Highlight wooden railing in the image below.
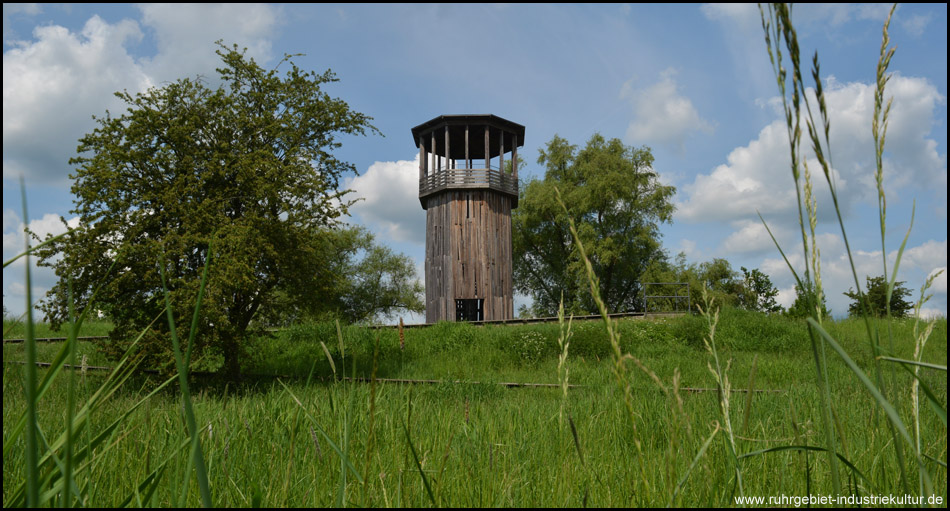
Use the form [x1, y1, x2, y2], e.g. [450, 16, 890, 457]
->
[419, 167, 517, 197]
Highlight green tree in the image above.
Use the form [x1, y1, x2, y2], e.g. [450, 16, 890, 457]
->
[513, 134, 675, 315]
[785, 281, 831, 319]
[641, 253, 747, 312]
[738, 266, 784, 314]
[34, 43, 379, 378]
[338, 228, 424, 323]
[256, 226, 423, 327]
[843, 275, 913, 318]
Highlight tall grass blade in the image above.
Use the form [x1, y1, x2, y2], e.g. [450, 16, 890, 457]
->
[741, 355, 758, 435]
[276, 379, 362, 481]
[878, 357, 946, 372]
[402, 421, 437, 507]
[697, 288, 744, 503]
[557, 293, 573, 431]
[923, 455, 947, 469]
[757, 212, 804, 292]
[20, 180, 39, 507]
[117, 437, 189, 507]
[739, 445, 875, 492]
[62, 281, 78, 508]
[362, 334, 381, 507]
[568, 413, 585, 466]
[336, 319, 346, 376]
[883, 359, 947, 427]
[554, 186, 649, 495]
[159, 249, 213, 507]
[670, 424, 719, 507]
[337, 363, 358, 508]
[185, 239, 214, 370]
[806, 317, 934, 496]
[320, 341, 337, 378]
[7, 371, 178, 506]
[3, 307, 164, 466]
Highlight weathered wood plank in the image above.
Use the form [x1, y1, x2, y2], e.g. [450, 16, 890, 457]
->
[498, 127, 504, 174]
[421, 121, 520, 323]
[512, 133, 518, 176]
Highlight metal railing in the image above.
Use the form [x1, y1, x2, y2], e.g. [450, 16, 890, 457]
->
[642, 282, 691, 314]
[419, 167, 518, 196]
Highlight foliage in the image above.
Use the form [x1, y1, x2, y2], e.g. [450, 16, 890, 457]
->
[785, 281, 831, 319]
[738, 266, 784, 314]
[258, 226, 423, 327]
[641, 254, 781, 314]
[32, 43, 379, 378]
[843, 274, 913, 318]
[341, 231, 424, 323]
[513, 134, 675, 316]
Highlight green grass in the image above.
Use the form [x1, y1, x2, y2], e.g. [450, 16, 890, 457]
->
[4, 311, 946, 506]
[3, 318, 113, 340]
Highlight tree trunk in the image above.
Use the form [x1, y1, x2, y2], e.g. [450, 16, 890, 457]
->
[221, 334, 242, 380]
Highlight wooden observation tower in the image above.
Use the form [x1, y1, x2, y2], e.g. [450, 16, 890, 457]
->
[412, 114, 524, 323]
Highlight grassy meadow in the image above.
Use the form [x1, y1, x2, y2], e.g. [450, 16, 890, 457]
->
[4, 310, 947, 506]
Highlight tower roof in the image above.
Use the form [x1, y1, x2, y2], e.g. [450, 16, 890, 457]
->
[411, 114, 525, 159]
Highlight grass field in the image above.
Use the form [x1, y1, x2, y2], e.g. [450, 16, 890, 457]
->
[4, 310, 946, 506]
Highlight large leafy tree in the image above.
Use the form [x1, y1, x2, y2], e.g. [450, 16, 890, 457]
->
[35, 43, 379, 378]
[786, 281, 831, 319]
[641, 254, 766, 313]
[513, 134, 675, 315]
[259, 226, 424, 326]
[340, 232, 424, 323]
[843, 275, 913, 318]
[738, 266, 784, 314]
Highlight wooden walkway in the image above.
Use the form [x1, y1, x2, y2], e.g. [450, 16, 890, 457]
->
[1, 361, 782, 394]
[3, 311, 687, 344]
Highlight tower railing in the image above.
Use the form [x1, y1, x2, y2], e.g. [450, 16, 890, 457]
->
[419, 167, 518, 197]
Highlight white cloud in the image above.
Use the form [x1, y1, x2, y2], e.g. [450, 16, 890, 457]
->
[2, 209, 22, 257]
[901, 13, 932, 37]
[754, 236, 947, 317]
[345, 155, 426, 245]
[621, 68, 714, 152]
[2, 209, 79, 317]
[3, 5, 281, 187]
[915, 307, 945, 320]
[3, 15, 151, 185]
[900, 240, 947, 273]
[689, 72, 946, 318]
[722, 219, 788, 256]
[776, 285, 796, 309]
[776, 4, 894, 28]
[700, 4, 759, 29]
[928, 267, 946, 295]
[677, 76, 946, 226]
[137, 3, 278, 85]
[2, 3, 42, 40]
[3, 210, 77, 259]
[676, 120, 798, 222]
[676, 238, 697, 259]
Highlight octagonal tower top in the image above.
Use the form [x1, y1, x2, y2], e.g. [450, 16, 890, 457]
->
[412, 114, 525, 209]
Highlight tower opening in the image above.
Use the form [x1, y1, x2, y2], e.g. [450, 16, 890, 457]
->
[455, 298, 484, 322]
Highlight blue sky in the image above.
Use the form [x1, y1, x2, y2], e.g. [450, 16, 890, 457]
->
[3, 3, 947, 322]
